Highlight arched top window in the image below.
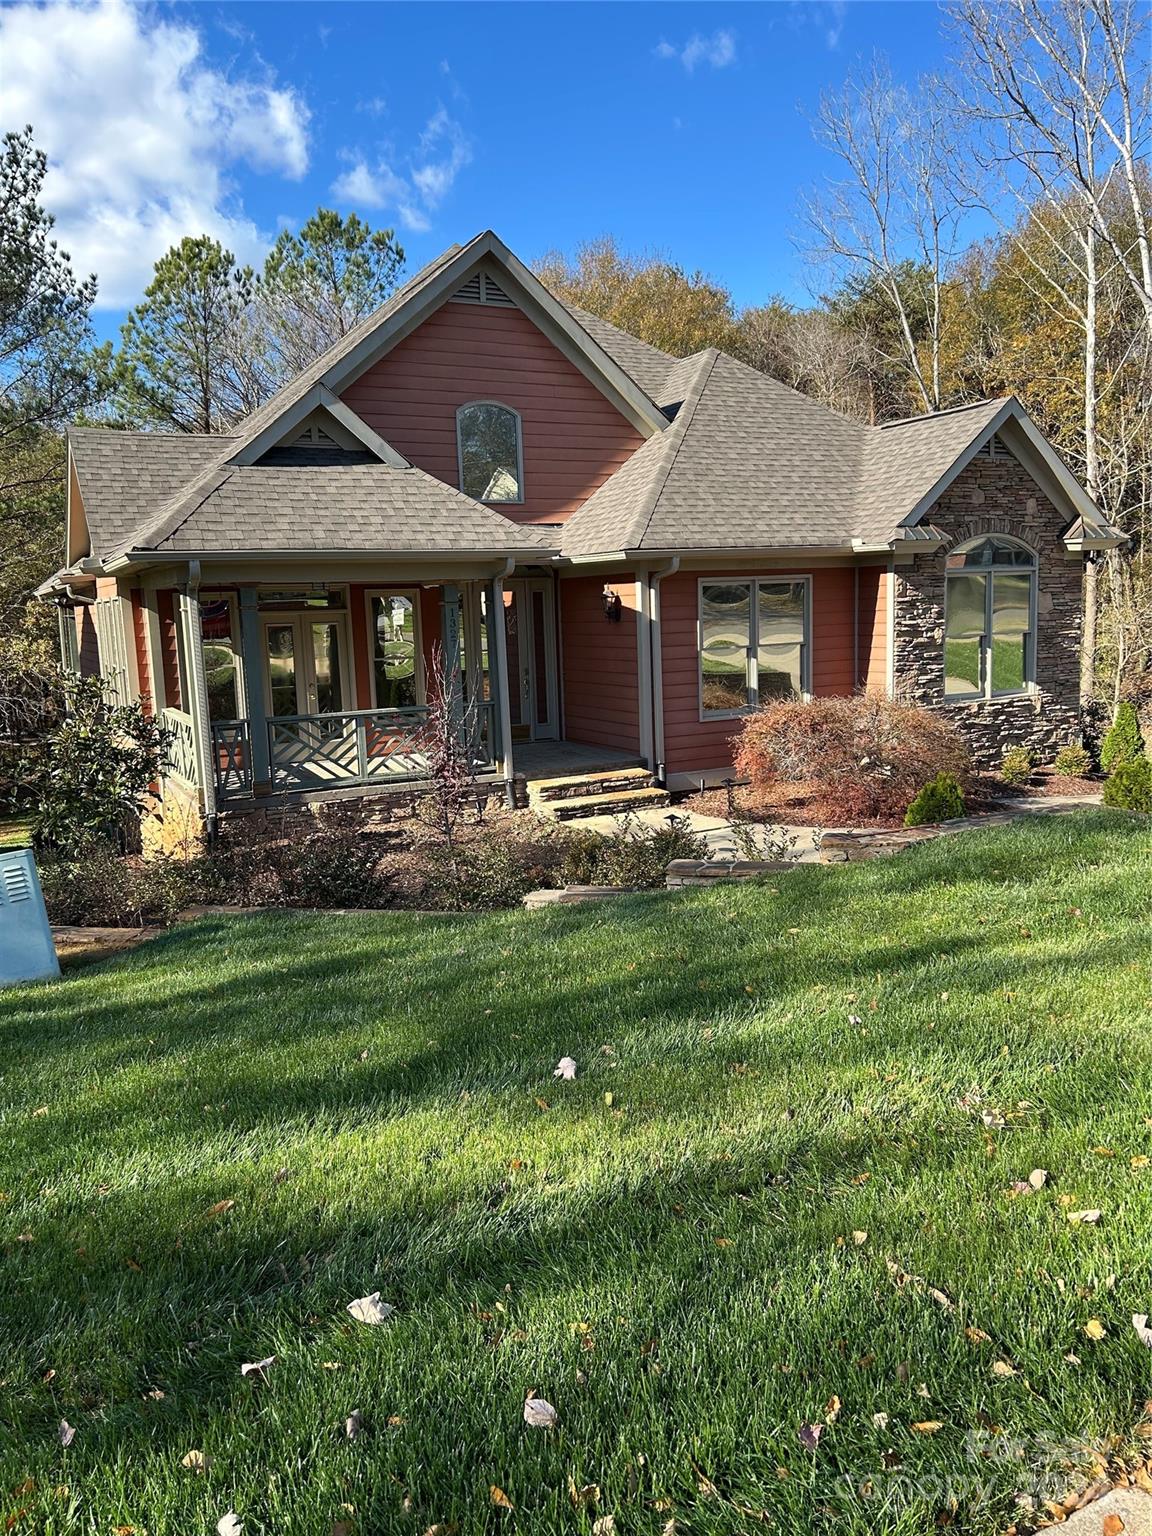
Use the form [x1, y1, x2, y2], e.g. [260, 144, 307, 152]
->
[944, 536, 1037, 699]
[456, 401, 523, 503]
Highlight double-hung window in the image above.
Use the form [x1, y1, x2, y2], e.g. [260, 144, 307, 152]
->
[944, 537, 1036, 699]
[699, 579, 809, 717]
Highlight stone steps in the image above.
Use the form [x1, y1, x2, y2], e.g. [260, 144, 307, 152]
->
[528, 766, 657, 804]
[534, 785, 673, 822]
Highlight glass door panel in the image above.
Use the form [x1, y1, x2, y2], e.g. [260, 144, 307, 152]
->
[310, 622, 344, 716]
[504, 587, 527, 737]
[265, 622, 301, 716]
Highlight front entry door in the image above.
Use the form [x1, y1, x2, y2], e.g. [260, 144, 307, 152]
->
[262, 616, 349, 718]
[504, 579, 558, 741]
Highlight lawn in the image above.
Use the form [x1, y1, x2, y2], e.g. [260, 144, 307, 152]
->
[1, 811, 1150, 1535]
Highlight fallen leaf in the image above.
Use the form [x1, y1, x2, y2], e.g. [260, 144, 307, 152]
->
[592, 1518, 615, 1536]
[965, 1326, 992, 1344]
[825, 1395, 841, 1423]
[331, 1523, 353, 1536]
[490, 1487, 514, 1511]
[534, 1097, 550, 1112]
[798, 1422, 823, 1451]
[1131, 1155, 1150, 1170]
[991, 1361, 1018, 1378]
[1102, 1516, 1125, 1536]
[217, 1515, 243, 1536]
[553, 1057, 577, 1081]
[347, 1293, 395, 1325]
[1133, 1314, 1152, 1349]
[273, 1167, 293, 1184]
[1028, 1168, 1049, 1190]
[911, 1422, 944, 1434]
[603, 1092, 614, 1107]
[58, 1420, 76, 1447]
[567, 1479, 599, 1509]
[1084, 1318, 1108, 1341]
[240, 1356, 276, 1377]
[32, 1106, 49, 1117]
[871, 1412, 889, 1429]
[852, 1230, 868, 1245]
[344, 1409, 363, 1441]
[181, 1449, 212, 1472]
[205, 1200, 235, 1218]
[1068, 1209, 1102, 1224]
[523, 1395, 558, 1429]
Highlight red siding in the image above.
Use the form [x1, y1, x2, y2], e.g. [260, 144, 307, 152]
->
[855, 566, 889, 693]
[559, 574, 640, 753]
[130, 588, 153, 713]
[660, 567, 857, 775]
[340, 302, 644, 526]
[156, 589, 182, 710]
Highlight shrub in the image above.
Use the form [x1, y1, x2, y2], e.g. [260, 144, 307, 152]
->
[561, 812, 711, 889]
[39, 845, 199, 927]
[1053, 743, 1093, 778]
[999, 746, 1034, 787]
[22, 676, 171, 857]
[733, 696, 971, 820]
[1102, 757, 1152, 813]
[904, 773, 966, 827]
[1100, 700, 1145, 773]
[209, 826, 394, 909]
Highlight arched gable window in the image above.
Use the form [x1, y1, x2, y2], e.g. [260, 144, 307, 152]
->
[456, 401, 523, 503]
[944, 535, 1037, 699]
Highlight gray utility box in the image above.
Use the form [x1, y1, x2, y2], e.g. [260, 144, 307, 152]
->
[0, 847, 60, 986]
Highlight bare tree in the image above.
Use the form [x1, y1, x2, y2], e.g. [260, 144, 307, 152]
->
[951, 0, 1152, 342]
[806, 61, 971, 412]
[739, 301, 879, 420]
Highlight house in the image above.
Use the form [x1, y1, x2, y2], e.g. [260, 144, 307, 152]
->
[39, 230, 1124, 843]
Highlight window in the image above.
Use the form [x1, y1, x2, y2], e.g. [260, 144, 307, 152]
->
[368, 590, 421, 709]
[944, 537, 1036, 699]
[699, 579, 809, 717]
[457, 402, 523, 503]
[200, 592, 241, 721]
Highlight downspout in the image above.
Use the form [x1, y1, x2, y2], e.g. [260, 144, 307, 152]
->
[648, 555, 680, 787]
[491, 557, 517, 808]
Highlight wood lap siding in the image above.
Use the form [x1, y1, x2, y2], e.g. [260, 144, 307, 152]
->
[559, 575, 640, 752]
[855, 566, 889, 693]
[130, 589, 153, 713]
[339, 303, 644, 526]
[660, 567, 857, 775]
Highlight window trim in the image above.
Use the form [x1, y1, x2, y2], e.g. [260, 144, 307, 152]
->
[365, 587, 426, 710]
[697, 574, 813, 722]
[944, 535, 1038, 702]
[456, 399, 525, 505]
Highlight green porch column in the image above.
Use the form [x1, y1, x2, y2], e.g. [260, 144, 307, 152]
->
[439, 583, 464, 728]
[488, 575, 516, 805]
[238, 587, 271, 788]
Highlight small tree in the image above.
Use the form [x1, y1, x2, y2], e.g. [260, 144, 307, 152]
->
[411, 650, 483, 891]
[1100, 698, 1145, 771]
[24, 676, 171, 857]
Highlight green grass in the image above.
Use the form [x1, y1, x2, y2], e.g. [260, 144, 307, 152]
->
[2, 812, 1150, 1535]
[0, 819, 31, 850]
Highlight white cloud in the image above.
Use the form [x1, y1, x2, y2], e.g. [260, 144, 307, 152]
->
[0, 0, 310, 309]
[331, 107, 471, 234]
[655, 29, 737, 71]
[787, 2, 848, 50]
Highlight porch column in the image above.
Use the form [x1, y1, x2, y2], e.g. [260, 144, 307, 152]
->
[489, 574, 516, 805]
[177, 575, 217, 820]
[238, 587, 271, 789]
[439, 583, 464, 727]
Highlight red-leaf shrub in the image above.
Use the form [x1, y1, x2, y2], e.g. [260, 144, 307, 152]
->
[733, 696, 972, 820]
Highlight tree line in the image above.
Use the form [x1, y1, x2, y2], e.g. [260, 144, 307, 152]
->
[1, 0, 1148, 724]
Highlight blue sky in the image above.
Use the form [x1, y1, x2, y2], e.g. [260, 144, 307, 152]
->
[1, 0, 959, 343]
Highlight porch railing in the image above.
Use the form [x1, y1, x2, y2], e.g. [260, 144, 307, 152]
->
[159, 707, 198, 787]
[209, 702, 495, 800]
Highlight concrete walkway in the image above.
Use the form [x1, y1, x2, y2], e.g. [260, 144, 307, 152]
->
[1058, 1487, 1152, 1534]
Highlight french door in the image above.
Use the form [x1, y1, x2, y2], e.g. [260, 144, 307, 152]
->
[262, 615, 350, 718]
[503, 578, 558, 741]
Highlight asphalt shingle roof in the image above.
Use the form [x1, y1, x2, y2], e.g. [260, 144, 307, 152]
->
[151, 464, 557, 555]
[69, 428, 236, 557]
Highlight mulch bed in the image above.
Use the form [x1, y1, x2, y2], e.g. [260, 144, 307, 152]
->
[681, 768, 1102, 830]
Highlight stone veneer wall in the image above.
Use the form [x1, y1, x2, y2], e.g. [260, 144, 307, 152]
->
[892, 454, 1084, 765]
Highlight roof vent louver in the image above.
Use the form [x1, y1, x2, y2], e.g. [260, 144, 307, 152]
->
[292, 423, 337, 446]
[450, 271, 517, 307]
[974, 434, 1015, 463]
